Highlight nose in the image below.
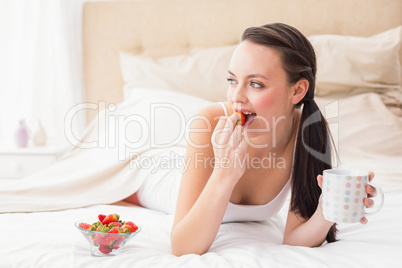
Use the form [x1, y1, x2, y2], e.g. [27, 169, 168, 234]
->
[231, 84, 247, 104]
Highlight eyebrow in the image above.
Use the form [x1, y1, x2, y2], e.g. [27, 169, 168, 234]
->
[228, 70, 269, 80]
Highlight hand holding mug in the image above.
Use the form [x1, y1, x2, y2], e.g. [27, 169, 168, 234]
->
[317, 170, 384, 224]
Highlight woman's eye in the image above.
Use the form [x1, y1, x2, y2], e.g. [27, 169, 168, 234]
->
[251, 82, 263, 88]
[227, 78, 237, 85]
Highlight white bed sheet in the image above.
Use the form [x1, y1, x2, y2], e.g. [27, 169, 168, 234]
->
[2, 193, 401, 268]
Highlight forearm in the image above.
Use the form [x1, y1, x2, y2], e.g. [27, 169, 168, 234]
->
[283, 204, 334, 247]
[171, 172, 234, 256]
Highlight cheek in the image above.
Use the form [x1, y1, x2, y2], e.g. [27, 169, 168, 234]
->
[254, 94, 276, 114]
[254, 91, 290, 120]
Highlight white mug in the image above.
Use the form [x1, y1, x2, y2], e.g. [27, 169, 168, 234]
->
[321, 169, 384, 224]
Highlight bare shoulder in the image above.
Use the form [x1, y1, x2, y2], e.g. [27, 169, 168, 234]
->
[182, 101, 232, 181]
[189, 102, 232, 133]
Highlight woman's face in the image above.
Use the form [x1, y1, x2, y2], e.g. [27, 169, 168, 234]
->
[227, 40, 295, 143]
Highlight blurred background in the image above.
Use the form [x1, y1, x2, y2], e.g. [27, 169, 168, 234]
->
[0, 0, 87, 147]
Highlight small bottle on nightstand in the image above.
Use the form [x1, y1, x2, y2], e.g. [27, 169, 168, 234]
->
[15, 120, 29, 148]
[32, 120, 47, 146]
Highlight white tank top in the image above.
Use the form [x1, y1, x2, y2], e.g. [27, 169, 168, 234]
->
[217, 102, 292, 223]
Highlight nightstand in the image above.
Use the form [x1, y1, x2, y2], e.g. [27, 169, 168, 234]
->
[0, 144, 68, 179]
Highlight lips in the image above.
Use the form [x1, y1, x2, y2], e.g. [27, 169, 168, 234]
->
[244, 113, 257, 125]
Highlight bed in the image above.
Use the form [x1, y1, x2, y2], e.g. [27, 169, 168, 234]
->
[2, 0, 402, 267]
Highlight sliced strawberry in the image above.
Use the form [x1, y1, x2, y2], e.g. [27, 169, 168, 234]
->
[78, 222, 93, 230]
[98, 245, 112, 254]
[102, 214, 120, 225]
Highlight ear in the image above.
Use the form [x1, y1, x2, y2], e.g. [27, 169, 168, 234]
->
[290, 78, 309, 105]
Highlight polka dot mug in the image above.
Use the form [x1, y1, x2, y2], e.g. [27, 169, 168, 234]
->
[322, 169, 384, 224]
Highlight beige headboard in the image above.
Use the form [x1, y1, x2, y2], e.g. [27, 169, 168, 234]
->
[83, 0, 402, 124]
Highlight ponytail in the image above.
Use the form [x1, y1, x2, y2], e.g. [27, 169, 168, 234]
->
[291, 99, 338, 243]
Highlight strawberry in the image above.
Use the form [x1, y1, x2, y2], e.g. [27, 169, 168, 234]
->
[78, 222, 93, 230]
[98, 245, 112, 254]
[109, 227, 121, 233]
[107, 222, 122, 227]
[122, 224, 135, 233]
[90, 221, 102, 231]
[99, 237, 114, 247]
[113, 237, 124, 249]
[93, 224, 113, 246]
[95, 233, 114, 247]
[96, 224, 110, 233]
[98, 214, 106, 223]
[93, 233, 105, 245]
[107, 226, 121, 242]
[102, 214, 120, 225]
[235, 111, 246, 126]
[124, 221, 139, 232]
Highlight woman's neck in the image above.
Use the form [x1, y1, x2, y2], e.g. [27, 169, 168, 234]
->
[247, 109, 300, 159]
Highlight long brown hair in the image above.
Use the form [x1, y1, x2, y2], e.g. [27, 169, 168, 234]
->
[241, 23, 337, 243]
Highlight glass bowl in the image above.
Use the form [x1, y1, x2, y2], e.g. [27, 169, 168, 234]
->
[75, 221, 141, 256]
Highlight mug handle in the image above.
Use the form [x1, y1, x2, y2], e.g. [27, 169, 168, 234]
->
[364, 182, 384, 217]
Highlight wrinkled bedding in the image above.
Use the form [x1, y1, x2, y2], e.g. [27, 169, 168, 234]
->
[2, 194, 401, 267]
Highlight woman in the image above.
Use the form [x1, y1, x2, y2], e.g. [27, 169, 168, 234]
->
[168, 23, 378, 256]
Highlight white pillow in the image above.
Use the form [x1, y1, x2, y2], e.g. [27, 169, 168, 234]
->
[120, 26, 401, 99]
[113, 87, 212, 151]
[120, 45, 236, 102]
[309, 26, 402, 95]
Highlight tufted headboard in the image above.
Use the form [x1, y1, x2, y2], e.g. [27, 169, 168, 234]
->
[83, 0, 402, 123]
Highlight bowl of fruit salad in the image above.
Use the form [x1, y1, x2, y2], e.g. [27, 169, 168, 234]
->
[75, 213, 141, 256]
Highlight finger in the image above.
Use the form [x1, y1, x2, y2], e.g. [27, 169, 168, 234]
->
[368, 171, 374, 182]
[212, 116, 231, 148]
[229, 125, 243, 147]
[363, 198, 374, 208]
[226, 112, 240, 131]
[366, 185, 377, 198]
[237, 129, 248, 153]
[317, 175, 323, 189]
[360, 217, 368, 224]
[214, 116, 229, 132]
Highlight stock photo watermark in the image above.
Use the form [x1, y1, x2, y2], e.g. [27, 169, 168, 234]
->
[128, 151, 287, 174]
[64, 100, 339, 171]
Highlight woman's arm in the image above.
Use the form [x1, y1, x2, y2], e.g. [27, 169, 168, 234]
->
[283, 174, 334, 247]
[283, 198, 334, 247]
[171, 170, 236, 255]
[171, 106, 247, 256]
[283, 172, 377, 247]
